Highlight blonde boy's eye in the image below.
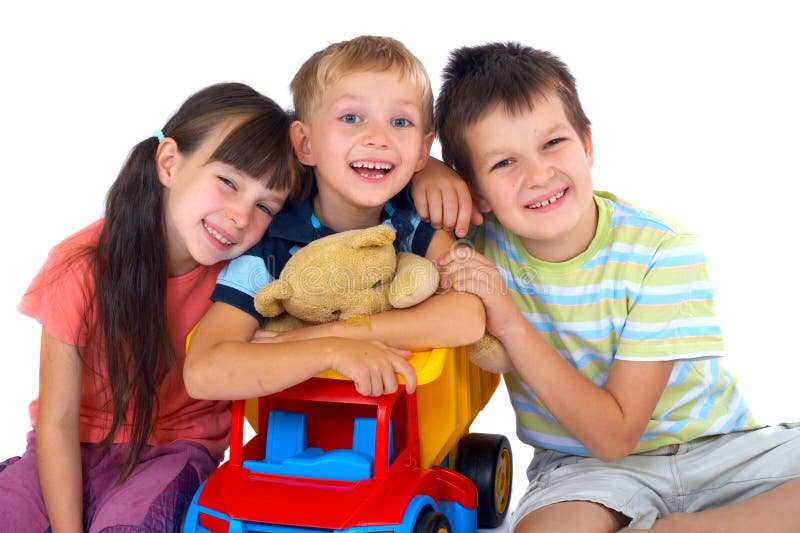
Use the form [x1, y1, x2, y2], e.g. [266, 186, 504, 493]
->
[341, 113, 360, 124]
[391, 118, 411, 128]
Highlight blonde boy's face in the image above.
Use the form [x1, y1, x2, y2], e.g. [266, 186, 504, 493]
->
[465, 95, 596, 263]
[292, 68, 434, 213]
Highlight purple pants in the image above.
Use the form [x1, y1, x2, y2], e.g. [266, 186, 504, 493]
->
[0, 431, 218, 533]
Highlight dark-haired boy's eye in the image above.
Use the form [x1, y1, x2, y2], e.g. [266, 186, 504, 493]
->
[492, 159, 513, 170]
[546, 138, 565, 148]
[257, 204, 274, 217]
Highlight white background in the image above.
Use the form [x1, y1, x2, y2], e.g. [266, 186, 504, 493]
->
[2, 0, 798, 517]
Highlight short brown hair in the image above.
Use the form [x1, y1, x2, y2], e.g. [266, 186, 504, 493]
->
[290, 35, 433, 132]
[435, 42, 591, 183]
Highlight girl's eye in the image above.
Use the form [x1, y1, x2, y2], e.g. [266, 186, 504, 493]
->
[218, 176, 236, 189]
[391, 118, 411, 128]
[341, 113, 360, 124]
[491, 159, 514, 171]
[257, 204, 274, 217]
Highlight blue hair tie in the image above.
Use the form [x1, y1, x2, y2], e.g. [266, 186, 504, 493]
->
[152, 130, 165, 142]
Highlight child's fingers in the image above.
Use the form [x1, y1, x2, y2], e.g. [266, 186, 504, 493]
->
[413, 188, 430, 222]
[426, 190, 444, 229]
[438, 185, 461, 232]
[393, 357, 417, 394]
[454, 185, 474, 238]
[438, 244, 480, 267]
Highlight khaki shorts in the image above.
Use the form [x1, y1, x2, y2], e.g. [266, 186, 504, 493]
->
[510, 424, 800, 530]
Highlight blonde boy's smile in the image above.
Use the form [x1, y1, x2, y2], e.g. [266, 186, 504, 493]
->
[350, 159, 395, 182]
[466, 95, 596, 263]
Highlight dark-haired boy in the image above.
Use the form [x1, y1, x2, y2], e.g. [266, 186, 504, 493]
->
[433, 42, 800, 532]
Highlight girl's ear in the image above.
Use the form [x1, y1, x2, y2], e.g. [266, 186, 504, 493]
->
[289, 121, 316, 166]
[155, 138, 180, 188]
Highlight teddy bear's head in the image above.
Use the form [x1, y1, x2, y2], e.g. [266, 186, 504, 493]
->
[254, 224, 437, 324]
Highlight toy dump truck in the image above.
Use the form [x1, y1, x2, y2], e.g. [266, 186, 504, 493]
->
[183, 346, 512, 532]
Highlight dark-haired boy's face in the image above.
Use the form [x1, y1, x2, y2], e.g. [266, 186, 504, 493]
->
[464, 95, 596, 262]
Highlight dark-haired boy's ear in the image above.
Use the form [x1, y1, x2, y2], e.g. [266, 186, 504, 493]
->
[413, 132, 437, 172]
[582, 126, 594, 167]
[289, 121, 316, 166]
[155, 138, 180, 188]
[471, 186, 492, 213]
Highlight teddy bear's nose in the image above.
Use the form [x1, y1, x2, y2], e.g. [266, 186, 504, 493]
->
[331, 310, 341, 317]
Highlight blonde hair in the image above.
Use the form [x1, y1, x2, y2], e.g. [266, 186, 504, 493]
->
[290, 35, 433, 132]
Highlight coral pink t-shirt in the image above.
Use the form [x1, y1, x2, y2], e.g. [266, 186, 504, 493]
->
[19, 220, 230, 461]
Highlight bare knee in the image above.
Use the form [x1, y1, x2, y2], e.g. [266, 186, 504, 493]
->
[514, 501, 629, 533]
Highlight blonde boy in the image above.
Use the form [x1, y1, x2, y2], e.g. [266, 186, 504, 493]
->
[185, 36, 484, 401]
[435, 42, 800, 532]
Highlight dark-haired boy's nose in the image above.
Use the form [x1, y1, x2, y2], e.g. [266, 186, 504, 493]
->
[523, 157, 555, 187]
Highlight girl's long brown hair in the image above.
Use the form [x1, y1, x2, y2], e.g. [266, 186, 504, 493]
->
[92, 83, 310, 481]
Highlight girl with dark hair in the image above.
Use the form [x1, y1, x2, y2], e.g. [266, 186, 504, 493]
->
[0, 82, 311, 532]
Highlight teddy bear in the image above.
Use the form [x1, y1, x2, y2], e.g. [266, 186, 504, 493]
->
[253, 224, 512, 374]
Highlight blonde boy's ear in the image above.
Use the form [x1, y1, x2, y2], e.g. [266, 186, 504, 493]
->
[289, 120, 316, 166]
[155, 138, 180, 188]
[413, 131, 436, 172]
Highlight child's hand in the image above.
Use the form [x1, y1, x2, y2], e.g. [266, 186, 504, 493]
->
[411, 158, 483, 238]
[329, 339, 417, 396]
[438, 246, 521, 339]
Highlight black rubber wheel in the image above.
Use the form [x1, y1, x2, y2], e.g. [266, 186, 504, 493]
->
[413, 507, 452, 533]
[455, 433, 513, 528]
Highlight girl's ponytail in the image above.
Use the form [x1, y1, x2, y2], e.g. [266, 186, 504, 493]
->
[94, 134, 171, 481]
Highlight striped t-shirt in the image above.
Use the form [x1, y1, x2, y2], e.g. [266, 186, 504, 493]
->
[473, 191, 759, 456]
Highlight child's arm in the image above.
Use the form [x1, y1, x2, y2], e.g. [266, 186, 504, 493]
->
[36, 331, 84, 533]
[439, 247, 674, 462]
[184, 302, 418, 400]
[411, 158, 484, 237]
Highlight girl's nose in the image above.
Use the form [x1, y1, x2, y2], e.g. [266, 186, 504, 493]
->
[226, 204, 251, 229]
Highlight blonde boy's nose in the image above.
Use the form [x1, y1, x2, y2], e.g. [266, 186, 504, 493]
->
[363, 123, 390, 148]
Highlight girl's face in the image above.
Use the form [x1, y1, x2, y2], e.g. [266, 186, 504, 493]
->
[157, 122, 289, 275]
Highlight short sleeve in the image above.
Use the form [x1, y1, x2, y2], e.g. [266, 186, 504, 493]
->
[615, 234, 723, 362]
[18, 230, 97, 347]
[212, 253, 274, 323]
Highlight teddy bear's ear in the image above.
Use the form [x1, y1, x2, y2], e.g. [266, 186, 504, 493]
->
[254, 279, 293, 318]
[347, 224, 396, 249]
